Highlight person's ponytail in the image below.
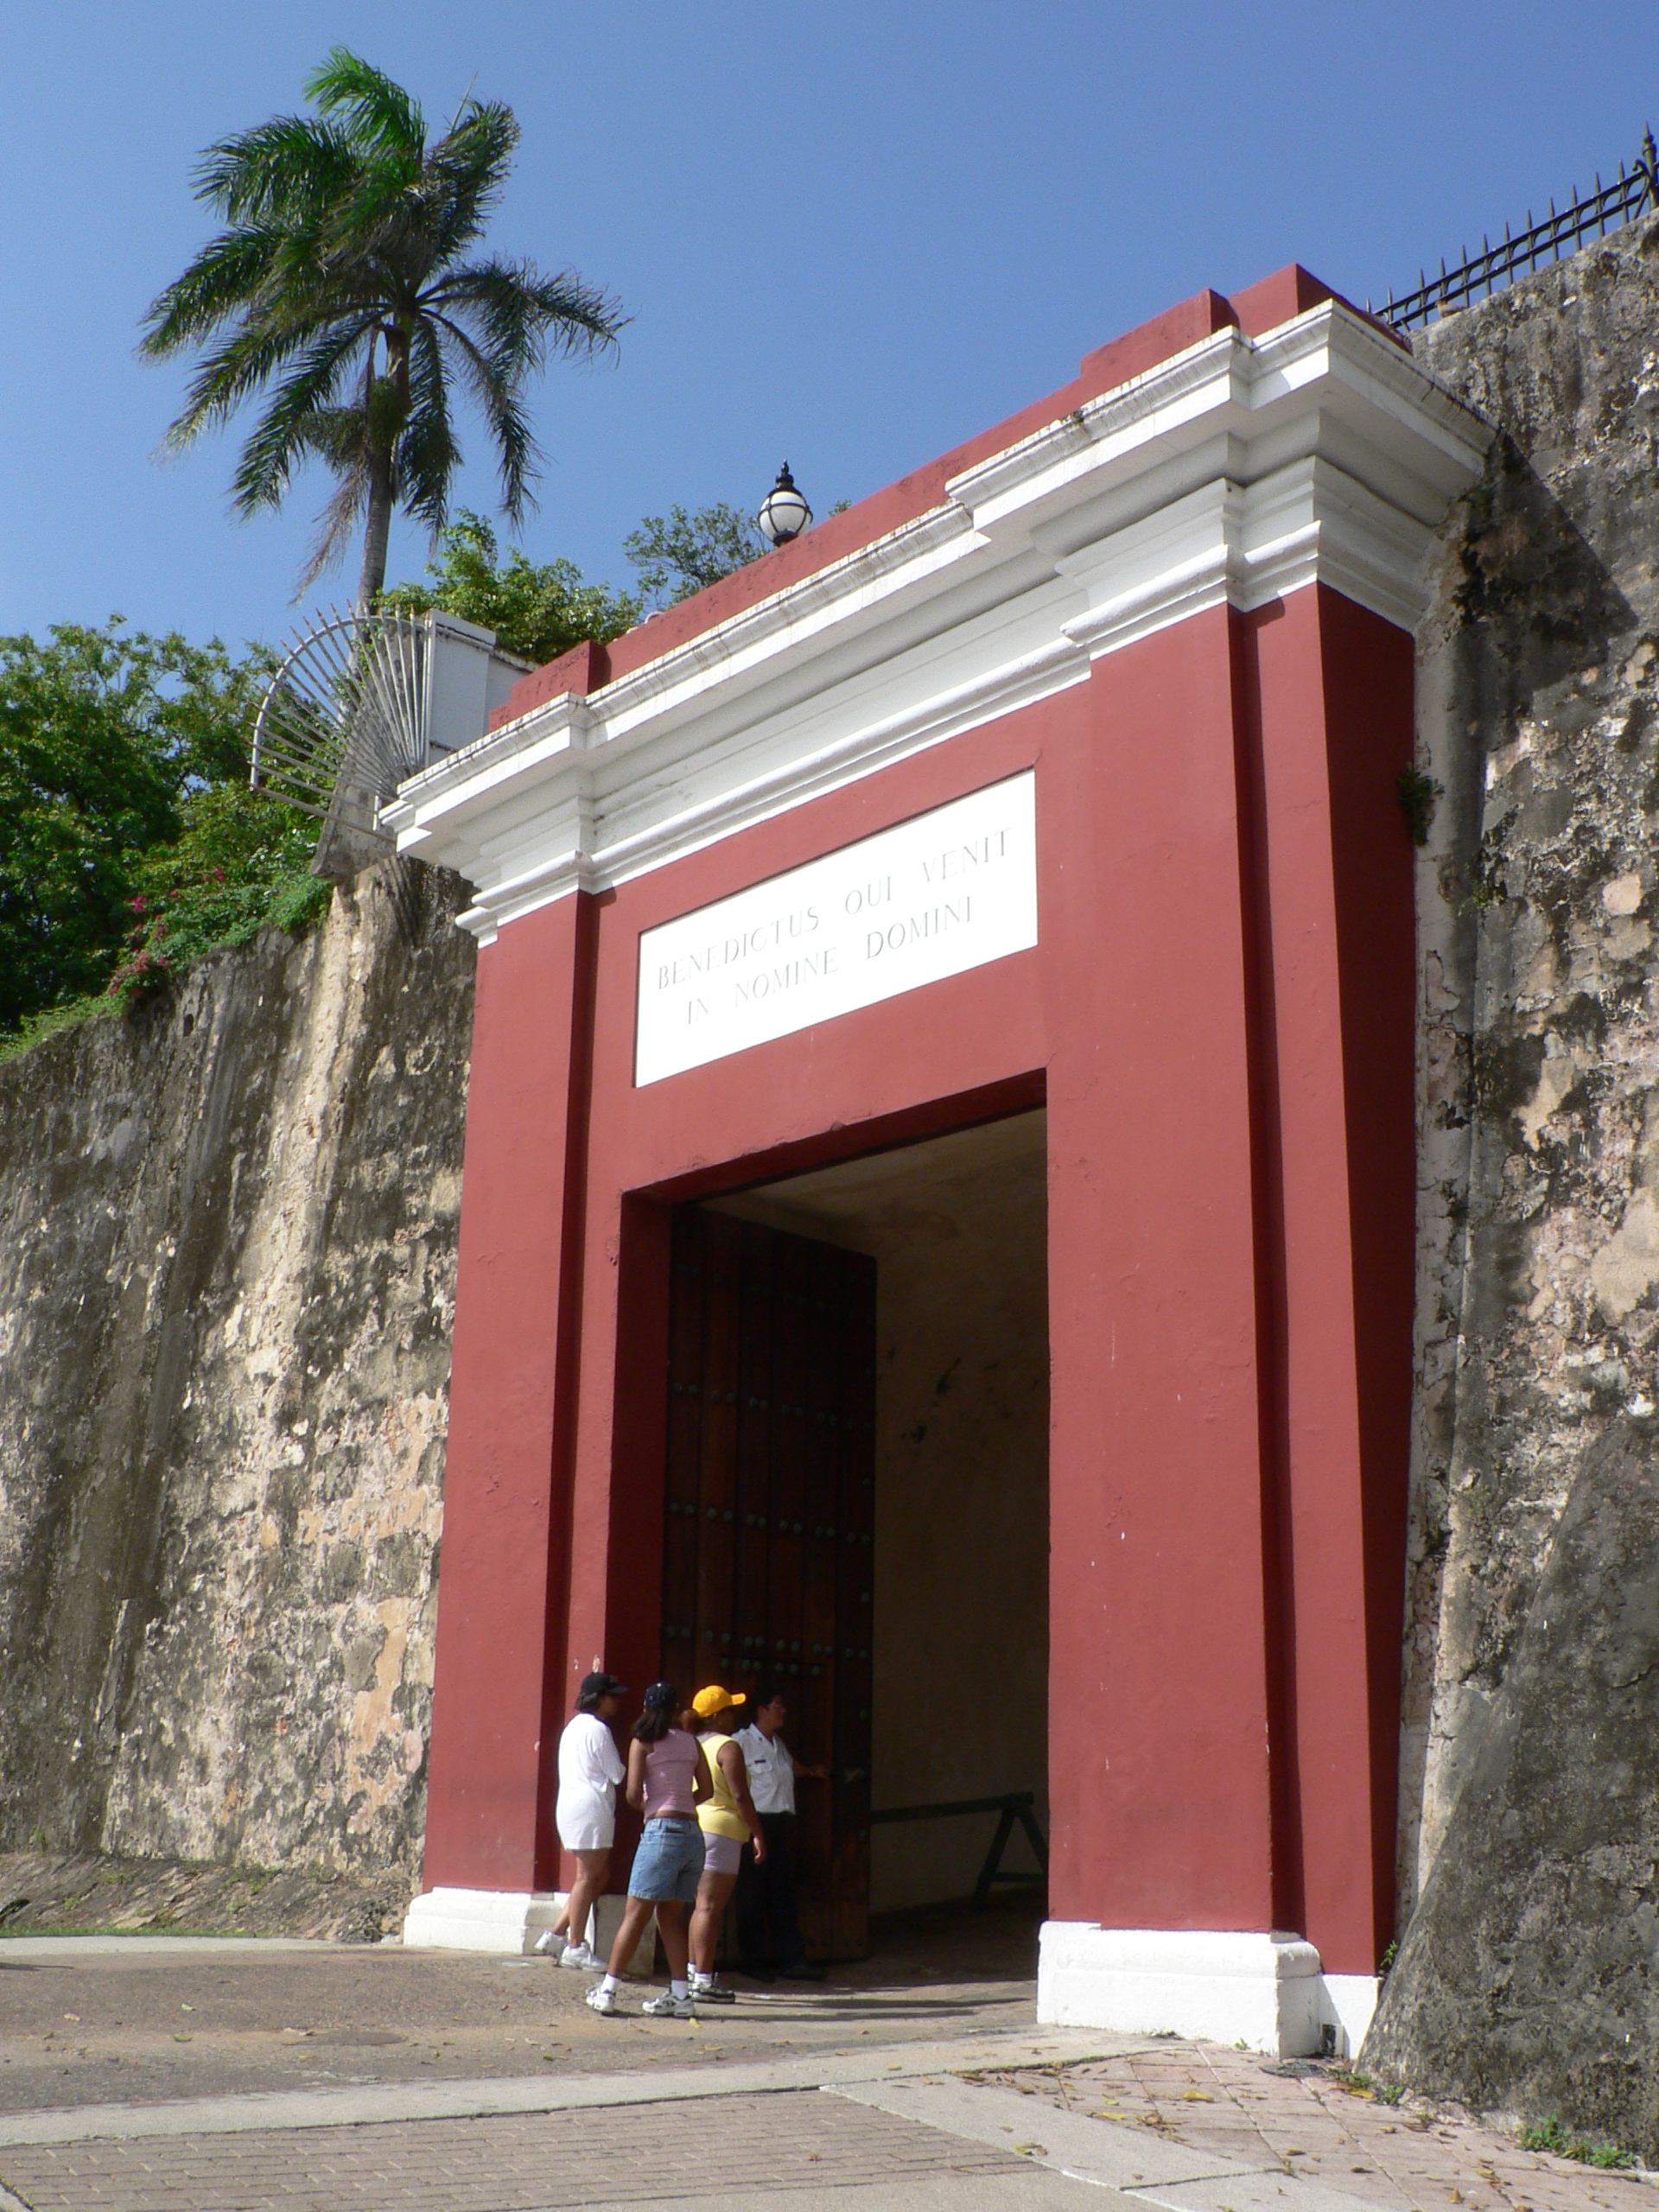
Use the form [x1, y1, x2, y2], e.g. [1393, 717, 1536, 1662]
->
[632, 1681, 678, 1745]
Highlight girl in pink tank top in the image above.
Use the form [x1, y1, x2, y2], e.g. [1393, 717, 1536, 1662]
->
[641, 1724, 701, 1818]
[586, 1682, 713, 2020]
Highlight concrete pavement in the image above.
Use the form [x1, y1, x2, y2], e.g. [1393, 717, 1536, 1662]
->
[0, 1933, 1649, 2211]
[0, 1929, 1038, 2113]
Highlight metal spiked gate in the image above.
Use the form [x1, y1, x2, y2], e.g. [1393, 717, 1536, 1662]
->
[251, 608, 431, 817]
[250, 605, 528, 881]
[1374, 128, 1659, 332]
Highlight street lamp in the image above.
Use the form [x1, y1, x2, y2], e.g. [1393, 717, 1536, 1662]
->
[757, 462, 812, 547]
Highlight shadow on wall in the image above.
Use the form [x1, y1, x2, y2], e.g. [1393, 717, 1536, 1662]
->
[1371, 1427, 1659, 2147]
[1400, 426, 1637, 1907]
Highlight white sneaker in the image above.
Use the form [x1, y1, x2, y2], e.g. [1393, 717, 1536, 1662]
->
[641, 1990, 696, 2018]
[533, 1929, 566, 1957]
[558, 1942, 597, 1970]
[584, 1983, 618, 2014]
[689, 1972, 735, 2004]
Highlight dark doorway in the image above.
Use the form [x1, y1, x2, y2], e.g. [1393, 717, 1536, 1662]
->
[661, 1208, 877, 1957]
[708, 1109, 1050, 1936]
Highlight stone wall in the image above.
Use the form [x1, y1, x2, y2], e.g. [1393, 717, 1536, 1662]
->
[0, 861, 474, 1891]
[1376, 215, 1659, 2145]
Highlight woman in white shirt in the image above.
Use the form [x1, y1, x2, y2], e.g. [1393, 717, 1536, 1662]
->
[537, 1671, 626, 1969]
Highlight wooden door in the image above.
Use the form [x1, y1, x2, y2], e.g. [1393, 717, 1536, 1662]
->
[662, 1206, 876, 1958]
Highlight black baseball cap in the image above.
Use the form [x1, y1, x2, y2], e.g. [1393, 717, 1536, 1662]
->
[580, 1671, 627, 1701]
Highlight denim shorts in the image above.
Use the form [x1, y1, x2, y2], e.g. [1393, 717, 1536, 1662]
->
[627, 1816, 705, 1904]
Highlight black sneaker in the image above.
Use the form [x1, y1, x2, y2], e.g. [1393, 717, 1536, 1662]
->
[690, 1976, 736, 2004]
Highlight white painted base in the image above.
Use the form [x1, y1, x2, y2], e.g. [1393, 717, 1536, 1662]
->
[401, 1887, 655, 1971]
[1322, 1971, 1381, 2060]
[402, 1887, 562, 1955]
[1036, 1924, 1378, 2060]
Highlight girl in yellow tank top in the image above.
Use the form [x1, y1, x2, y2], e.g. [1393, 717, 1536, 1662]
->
[688, 1686, 766, 2001]
[697, 1731, 752, 1843]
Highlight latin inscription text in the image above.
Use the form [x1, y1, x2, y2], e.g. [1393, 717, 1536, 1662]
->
[634, 774, 1037, 1084]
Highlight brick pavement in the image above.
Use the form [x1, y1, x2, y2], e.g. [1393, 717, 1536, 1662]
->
[5, 2051, 1653, 2212]
[982, 2044, 1654, 2212]
[0, 2090, 1020, 2210]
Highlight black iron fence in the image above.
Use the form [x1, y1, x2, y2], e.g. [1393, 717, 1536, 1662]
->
[1372, 129, 1659, 331]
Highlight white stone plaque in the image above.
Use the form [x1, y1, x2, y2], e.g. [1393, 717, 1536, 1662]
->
[634, 772, 1037, 1085]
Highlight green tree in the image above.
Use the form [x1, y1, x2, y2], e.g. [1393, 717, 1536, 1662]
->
[139, 49, 625, 607]
[0, 621, 268, 1031]
[623, 502, 767, 607]
[380, 511, 639, 663]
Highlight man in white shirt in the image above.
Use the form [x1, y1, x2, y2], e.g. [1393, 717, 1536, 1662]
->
[732, 1687, 826, 1981]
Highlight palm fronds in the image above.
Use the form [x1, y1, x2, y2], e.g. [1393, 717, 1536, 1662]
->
[138, 48, 626, 604]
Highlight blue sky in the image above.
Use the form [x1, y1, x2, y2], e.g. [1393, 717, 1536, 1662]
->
[5, 1, 1656, 658]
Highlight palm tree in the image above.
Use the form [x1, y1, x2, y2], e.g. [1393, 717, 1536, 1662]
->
[140, 49, 624, 607]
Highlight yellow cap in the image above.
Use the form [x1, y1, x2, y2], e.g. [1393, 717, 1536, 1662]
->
[692, 1683, 741, 1718]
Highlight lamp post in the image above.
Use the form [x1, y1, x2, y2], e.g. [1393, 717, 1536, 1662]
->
[758, 462, 812, 547]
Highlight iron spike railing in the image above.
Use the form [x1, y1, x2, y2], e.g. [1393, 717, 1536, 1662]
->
[250, 607, 430, 819]
[1371, 128, 1659, 332]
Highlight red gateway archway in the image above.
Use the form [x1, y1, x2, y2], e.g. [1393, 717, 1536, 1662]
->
[388, 265, 1491, 2057]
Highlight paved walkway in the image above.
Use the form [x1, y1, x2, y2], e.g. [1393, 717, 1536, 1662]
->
[977, 2046, 1654, 2212]
[0, 1932, 1034, 2112]
[0, 1937, 1650, 2211]
[0, 2087, 1037, 2211]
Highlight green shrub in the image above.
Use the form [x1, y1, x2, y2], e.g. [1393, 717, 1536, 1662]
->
[106, 783, 330, 1001]
[0, 620, 270, 1032]
[1520, 2117, 1636, 2168]
[380, 512, 639, 664]
[0, 992, 123, 1065]
[0, 618, 324, 1044]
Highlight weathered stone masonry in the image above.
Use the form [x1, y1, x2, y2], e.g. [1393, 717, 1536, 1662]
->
[0, 861, 474, 1886]
[1380, 213, 1659, 2144]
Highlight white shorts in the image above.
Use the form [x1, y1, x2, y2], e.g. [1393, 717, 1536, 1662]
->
[700, 1830, 745, 1877]
[556, 1794, 615, 1853]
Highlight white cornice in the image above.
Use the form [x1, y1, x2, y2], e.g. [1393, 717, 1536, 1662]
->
[385, 302, 1491, 943]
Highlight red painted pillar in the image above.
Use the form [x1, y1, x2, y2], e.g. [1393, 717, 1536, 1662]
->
[1042, 605, 1283, 1935]
[420, 893, 596, 1894]
[561, 1190, 673, 1751]
[1246, 586, 1416, 1973]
